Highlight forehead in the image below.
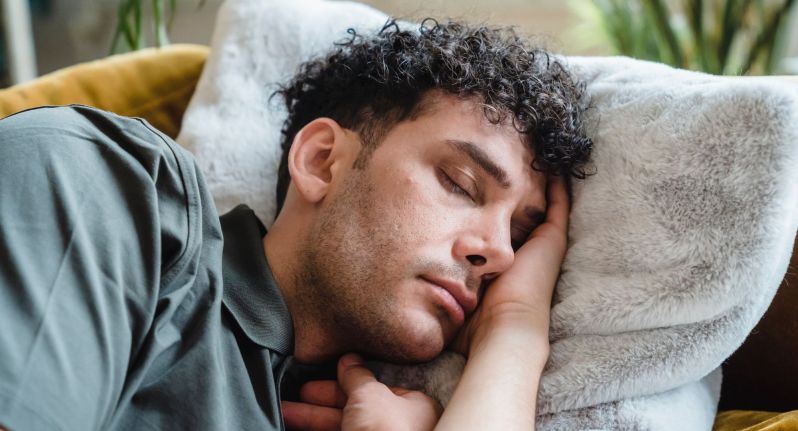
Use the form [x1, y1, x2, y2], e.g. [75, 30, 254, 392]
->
[405, 94, 542, 178]
[378, 92, 547, 205]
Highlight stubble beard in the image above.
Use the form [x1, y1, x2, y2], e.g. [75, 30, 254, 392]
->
[295, 169, 443, 363]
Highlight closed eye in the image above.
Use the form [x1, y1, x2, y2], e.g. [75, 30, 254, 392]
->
[511, 225, 536, 252]
[438, 168, 474, 201]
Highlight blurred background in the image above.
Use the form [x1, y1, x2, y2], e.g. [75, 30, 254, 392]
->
[1, 0, 797, 87]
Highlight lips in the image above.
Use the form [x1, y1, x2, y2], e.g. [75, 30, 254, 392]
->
[420, 274, 478, 319]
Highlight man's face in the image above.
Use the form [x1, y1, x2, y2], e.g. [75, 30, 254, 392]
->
[299, 94, 547, 363]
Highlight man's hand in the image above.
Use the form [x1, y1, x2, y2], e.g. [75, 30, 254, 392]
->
[452, 175, 570, 357]
[434, 175, 569, 431]
[281, 353, 442, 431]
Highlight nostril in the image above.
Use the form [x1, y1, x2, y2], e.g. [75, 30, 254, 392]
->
[467, 255, 487, 266]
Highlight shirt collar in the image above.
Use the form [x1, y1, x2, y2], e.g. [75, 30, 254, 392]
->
[220, 204, 294, 355]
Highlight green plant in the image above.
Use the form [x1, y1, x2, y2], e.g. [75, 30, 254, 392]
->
[568, 0, 797, 75]
[110, 0, 190, 54]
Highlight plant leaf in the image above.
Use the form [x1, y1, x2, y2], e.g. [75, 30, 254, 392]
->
[152, 0, 170, 47]
[123, 1, 137, 51]
[132, 0, 142, 50]
[647, 0, 684, 67]
[742, 0, 797, 74]
[168, 0, 177, 28]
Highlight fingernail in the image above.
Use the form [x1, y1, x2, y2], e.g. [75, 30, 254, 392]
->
[341, 353, 363, 367]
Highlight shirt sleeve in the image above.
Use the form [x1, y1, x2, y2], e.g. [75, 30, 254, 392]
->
[0, 105, 206, 430]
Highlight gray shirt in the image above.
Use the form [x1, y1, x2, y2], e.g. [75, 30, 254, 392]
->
[0, 105, 294, 430]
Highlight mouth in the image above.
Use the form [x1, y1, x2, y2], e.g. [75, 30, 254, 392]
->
[419, 275, 478, 327]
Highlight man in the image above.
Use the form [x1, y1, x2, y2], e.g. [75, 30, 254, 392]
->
[0, 20, 591, 430]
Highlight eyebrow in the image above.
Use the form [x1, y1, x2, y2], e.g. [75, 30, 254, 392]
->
[446, 139, 547, 228]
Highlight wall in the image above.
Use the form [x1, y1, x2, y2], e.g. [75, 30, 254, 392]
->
[27, 0, 602, 78]
[17, 0, 798, 80]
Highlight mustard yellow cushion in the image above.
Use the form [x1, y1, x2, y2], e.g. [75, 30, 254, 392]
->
[714, 410, 798, 431]
[0, 44, 209, 139]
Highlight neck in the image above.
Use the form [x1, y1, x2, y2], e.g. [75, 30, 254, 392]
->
[263, 218, 346, 364]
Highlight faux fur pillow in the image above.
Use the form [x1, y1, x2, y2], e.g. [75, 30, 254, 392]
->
[177, 0, 798, 429]
[178, 0, 387, 225]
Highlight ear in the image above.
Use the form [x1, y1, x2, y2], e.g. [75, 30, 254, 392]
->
[287, 118, 354, 204]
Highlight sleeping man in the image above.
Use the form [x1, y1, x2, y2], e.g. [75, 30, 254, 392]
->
[0, 20, 591, 430]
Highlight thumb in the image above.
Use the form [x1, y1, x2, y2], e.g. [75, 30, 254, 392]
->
[337, 353, 378, 396]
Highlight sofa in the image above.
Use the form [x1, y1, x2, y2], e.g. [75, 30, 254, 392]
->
[0, 44, 796, 431]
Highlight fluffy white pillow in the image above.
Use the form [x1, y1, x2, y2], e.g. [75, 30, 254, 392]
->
[177, 0, 798, 429]
[178, 0, 388, 225]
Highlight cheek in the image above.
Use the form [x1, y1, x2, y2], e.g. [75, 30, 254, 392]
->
[393, 174, 448, 232]
[383, 171, 466, 253]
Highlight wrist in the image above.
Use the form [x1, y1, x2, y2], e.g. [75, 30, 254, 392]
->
[467, 310, 550, 360]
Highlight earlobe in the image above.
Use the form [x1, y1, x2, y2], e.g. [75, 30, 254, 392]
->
[287, 118, 347, 204]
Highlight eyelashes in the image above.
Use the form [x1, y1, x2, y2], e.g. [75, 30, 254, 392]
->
[439, 169, 473, 200]
[438, 167, 532, 252]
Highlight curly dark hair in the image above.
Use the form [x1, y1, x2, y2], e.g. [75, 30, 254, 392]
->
[274, 19, 592, 213]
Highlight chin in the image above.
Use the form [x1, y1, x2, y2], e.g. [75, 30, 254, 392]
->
[382, 312, 450, 363]
[378, 339, 444, 364]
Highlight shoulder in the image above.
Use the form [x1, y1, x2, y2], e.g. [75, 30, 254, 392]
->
[0, 104, 217, 285]
[0, 104, 196, 180]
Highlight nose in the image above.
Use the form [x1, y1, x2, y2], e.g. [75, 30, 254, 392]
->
[452, 219, 515, 280]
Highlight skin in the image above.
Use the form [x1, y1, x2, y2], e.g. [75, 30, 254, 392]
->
[265, 93, 567, 430]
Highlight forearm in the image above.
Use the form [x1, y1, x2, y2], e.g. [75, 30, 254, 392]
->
[436, 327, 548, 430]
[434, 176, 566, 431]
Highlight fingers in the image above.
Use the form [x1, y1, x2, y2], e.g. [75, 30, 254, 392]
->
[282, 380, 347, 430]
[524, 175, 569, 257]
[335, 353, 428, 399]
[337, 353, 379, 396]
[281, 400, 342, 431]
[300, 380, 347, 408]
[544, 174, 570, 232]
[388, 386, 413, 396]
[399, 390, 445, 418]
